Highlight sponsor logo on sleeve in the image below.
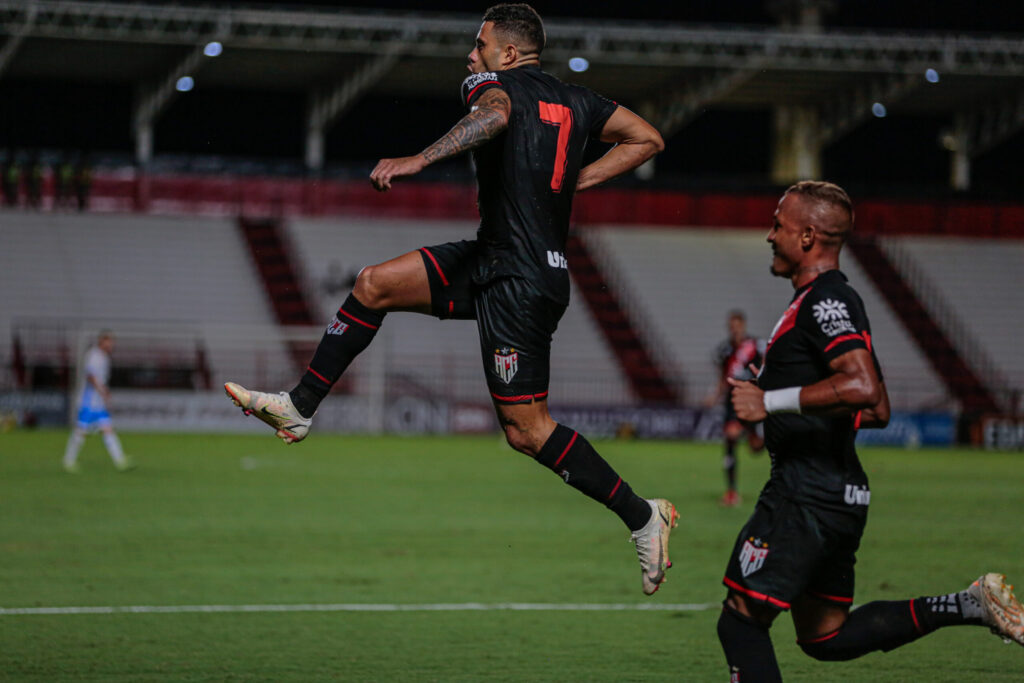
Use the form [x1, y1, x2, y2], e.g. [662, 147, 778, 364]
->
[463, 71, 499, 92]
[812, 298, 857, 337]
[739, 537, 770, 577]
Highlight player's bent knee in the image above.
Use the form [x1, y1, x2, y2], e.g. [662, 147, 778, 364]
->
[352, 265, 387, 309]
[798, 634, 858, 662]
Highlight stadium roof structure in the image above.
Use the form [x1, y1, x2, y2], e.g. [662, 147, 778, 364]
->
[1, 0, 1022, 186]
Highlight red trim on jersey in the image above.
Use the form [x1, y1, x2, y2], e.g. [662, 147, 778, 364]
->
[722, 576, 792, 609]
[338, 307, 379, 330]
[490, 391, 549, 403]
[553, 431, 578, 468]
[448, 300, 454, 315]
[466, 80, 500, 104]
[607, 477, 622, 500]
[854, 411, 863, 429]
[824, 333, 865, 353]
[797, 628, 842, 645]
[420, 247, 449, 286]
[767, 288, 813, 351]
[864, 331, 872, 351]
[909, 599, 922, 633]
[306, 366, 330, 384]
[808, 590, 854, 604]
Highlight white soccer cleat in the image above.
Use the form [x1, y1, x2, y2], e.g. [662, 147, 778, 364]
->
[224, 382, 312, 444]
[631, 498, 679, 596]
[968, 573, 1024, 647]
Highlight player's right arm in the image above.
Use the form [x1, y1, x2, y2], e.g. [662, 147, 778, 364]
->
[370, 88, 511, 192]
[729, 348, 883, 422]
[576, 107, 664, 192]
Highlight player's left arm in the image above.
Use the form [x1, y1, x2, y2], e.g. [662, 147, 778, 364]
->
[370, 88, 511, 192]
[729, 348, 883, 422]
[576, 106, 664, 192]
[855, 380, 890, 429]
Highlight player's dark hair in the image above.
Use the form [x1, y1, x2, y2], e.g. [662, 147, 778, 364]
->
[785, 180, 854, 246]
[728, 310, 746, 322]
[483, 3, 545, 55]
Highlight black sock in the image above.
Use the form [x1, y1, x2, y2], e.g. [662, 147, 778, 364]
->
[535, 424, 652, 531]
[724, 439, 737, 490]
[799, 600, 922, 661]
[289, 294, 385, 418]
[717, 605, 782, 683]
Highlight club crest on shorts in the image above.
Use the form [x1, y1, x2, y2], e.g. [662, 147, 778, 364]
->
[739, 537, 770, 577]
[494, 346, 518, 384]
[326, 316, 349, 336]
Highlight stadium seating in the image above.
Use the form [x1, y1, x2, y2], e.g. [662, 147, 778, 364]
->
[0, 212, 291, 387]
[882, 236, 1024, 399]
[588, 226, 950, 411]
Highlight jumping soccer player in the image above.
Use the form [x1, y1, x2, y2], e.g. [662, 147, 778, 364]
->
[716, 181, 1023, 681]
[704, 310, 764, 506]
[63, 331, 135, 473]
[225, 3, 678, 595]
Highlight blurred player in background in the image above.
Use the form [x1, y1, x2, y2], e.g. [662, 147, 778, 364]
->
[63, 331, 135, 473]
[704, 310, 764, 506]
[225, 3, 680, 595]
[717, 181, 1023, 682]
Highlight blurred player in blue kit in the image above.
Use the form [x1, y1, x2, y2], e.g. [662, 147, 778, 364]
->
[63, 331, 135, 473]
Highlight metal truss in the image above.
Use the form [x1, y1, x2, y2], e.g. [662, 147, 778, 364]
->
[1, 1, 1023, 77]
[650, 64, 764, 140]
[305, 43, 406, 171]
[958, 90, 1024, 158]
[818, 72, 921, 147]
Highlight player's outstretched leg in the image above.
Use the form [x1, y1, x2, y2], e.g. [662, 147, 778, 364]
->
[224, 382, 312, 444]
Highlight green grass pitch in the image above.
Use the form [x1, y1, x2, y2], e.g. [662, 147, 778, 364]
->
[1, 430, 1022, 681]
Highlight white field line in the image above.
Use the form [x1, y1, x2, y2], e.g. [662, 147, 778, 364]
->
[0, 602, 716, 616]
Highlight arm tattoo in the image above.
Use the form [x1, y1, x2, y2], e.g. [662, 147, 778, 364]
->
[421, 90, 510, 164]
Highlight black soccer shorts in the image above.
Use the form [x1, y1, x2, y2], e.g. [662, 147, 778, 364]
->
[419, 240, 567, 404]
[722, 485, 868, 610]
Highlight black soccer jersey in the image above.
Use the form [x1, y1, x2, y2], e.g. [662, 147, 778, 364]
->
[715, 336, 763, 383]
[757, 270, 883, 508]
[460, 65, 617, 304]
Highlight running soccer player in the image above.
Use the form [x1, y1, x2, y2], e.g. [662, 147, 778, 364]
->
[716, 181, 1023, 681]
[225, 3, 678, 595]
[704, 310, 764, 506]
[63, 331, 135, 473]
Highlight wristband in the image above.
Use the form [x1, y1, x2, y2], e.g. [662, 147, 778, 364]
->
[763, 387, 802, 414]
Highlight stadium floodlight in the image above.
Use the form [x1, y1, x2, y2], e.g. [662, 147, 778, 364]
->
[568, 57, 589, 73]
[925, 68, 940, 83]
[871, 102, 887, 118]
[204, 41, 223, 58]
[175, 76, 195, 92]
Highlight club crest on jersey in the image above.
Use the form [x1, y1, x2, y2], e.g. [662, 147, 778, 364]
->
[325, 316, 349, 336]
[813, 298, 856, 337]
[494, 346, 519, 384]
[739, 537, 770, 577]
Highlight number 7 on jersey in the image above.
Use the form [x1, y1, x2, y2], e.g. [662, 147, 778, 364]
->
[538, 101, 573, 193]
